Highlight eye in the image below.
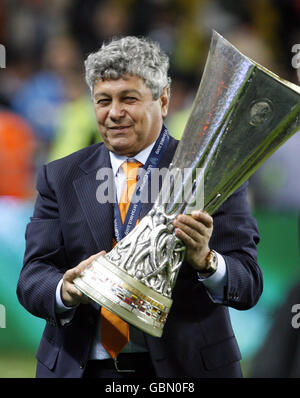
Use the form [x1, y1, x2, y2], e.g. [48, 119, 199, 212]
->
[123, 96, 137, 103]
[96, 98, 111, 106]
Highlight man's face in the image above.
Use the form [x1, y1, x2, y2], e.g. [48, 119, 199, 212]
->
[93, 74, 169, 157]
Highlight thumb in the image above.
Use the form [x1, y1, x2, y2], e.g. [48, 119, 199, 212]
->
[77, 253, 100, 274]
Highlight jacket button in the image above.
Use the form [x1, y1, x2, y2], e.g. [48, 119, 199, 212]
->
[79, 361, 85, 369]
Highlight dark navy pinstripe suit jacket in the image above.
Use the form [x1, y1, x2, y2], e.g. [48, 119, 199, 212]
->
[17, 136, 262, 378]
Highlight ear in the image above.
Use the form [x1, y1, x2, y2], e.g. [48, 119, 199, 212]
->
[160, 86, 170, 118]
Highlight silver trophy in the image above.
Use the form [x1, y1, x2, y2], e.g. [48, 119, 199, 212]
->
[74, 31, 300, 337]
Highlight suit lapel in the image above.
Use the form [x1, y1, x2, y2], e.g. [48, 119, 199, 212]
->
[73, 144, 115, 252]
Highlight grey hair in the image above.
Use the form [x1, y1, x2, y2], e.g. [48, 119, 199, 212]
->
[84, 36, 171, 100]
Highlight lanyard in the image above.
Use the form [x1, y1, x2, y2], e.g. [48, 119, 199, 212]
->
[113, 124, 170, 242]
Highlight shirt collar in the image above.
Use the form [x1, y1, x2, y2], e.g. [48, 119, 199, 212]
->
[109, 141, 156, 176]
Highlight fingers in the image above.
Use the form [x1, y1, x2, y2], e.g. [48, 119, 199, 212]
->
[191, 210, 213, 228]
[174, 217, 199, 247]
[173, 211, 213, 245]
[62, 251, 105, 307]
[76, 252, 101, 275]
[64, 252, 104, 283]
[173, 212, 213, 270]
[61, 278, 86, 306]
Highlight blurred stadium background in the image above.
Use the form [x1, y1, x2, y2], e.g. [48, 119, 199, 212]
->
[0, 0, 300, 378]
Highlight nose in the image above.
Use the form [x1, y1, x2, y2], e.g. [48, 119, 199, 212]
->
[108, 100, 125, 121]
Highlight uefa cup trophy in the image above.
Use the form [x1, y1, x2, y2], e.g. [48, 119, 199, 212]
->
[74, 31, 300, 337]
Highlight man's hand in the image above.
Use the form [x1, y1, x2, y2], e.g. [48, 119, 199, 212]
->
[173, 210, 213, 271]
[61, 251, 106, 307]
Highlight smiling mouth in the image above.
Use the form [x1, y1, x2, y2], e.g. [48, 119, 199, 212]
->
[108, 125, 131, 130]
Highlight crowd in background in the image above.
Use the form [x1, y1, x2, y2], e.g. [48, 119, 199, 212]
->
[1, 0, 300, 378]
[0, 0, 300, 209]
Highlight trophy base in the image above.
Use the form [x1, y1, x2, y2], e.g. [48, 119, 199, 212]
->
[74, 255, 172, 337]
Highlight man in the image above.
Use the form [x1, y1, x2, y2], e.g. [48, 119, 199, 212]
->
[17, 36, 262, 378]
